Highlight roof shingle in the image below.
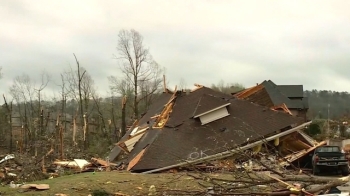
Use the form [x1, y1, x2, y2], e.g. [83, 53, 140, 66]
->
[125, 87, 304, 171]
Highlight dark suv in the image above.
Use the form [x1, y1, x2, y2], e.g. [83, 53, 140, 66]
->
[312, 145, 349, 176]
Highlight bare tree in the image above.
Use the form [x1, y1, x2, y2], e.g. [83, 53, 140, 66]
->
[9, 74, 38, 155]
[62, 55, 96, 149]
[115, 29, 163, 118]
[108, 76, 133, 139]
[34, 71, 50, 135]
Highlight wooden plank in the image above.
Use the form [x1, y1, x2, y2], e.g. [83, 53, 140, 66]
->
[235, 84, 264, 99]
[280, 140, 327, 166]
[127, 148, 147, 171]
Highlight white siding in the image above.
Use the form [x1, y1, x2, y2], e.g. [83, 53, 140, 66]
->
[125, 132, 145, 152]
[199, 107, 229, 125]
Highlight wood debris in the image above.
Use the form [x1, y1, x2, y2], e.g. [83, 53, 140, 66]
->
[20, 183, 50, 190]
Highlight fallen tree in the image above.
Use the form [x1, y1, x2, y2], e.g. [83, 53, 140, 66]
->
[186, 173, 349, 196]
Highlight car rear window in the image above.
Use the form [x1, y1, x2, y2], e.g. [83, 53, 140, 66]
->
[316, 146, 340, 152]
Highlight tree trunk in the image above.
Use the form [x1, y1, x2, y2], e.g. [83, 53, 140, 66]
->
[3, 95, 13, 153]
[83, 95, 89, 149]
[78, 65, 83, 130]
[121, 96, 127, 139]
[134, 76, 138, 119]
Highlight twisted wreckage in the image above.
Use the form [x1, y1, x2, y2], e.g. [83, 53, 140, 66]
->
[109, 80, 326, 173]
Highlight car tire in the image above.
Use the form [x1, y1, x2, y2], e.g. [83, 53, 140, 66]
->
[313, 166, 320, 175]
[341, 166, 349, 176]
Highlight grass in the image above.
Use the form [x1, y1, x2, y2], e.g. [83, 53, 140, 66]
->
[0, 171, 219, 196]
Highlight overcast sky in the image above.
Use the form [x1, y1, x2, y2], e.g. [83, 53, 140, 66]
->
[1, 0, 350, 102]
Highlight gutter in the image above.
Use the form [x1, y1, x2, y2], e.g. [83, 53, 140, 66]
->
[142, 121, 312, 174]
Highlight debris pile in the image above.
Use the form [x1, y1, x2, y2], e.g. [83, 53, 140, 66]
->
[49, 157, 125, 176]
[0, 153, 49, 184]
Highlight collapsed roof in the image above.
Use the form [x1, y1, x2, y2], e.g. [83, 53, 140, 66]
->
[109, 85, 308, 172]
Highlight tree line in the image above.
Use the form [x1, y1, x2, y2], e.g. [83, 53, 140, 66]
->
[0, 29, 164, 158]
[305, 90, 350, 120]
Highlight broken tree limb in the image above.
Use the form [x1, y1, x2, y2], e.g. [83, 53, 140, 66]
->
[35, 148, 54, 165]
[210, 191, 299, 196]
[267, 174, 313, 195]
[307, 176, 349, 194]
[142, 121, 312, 174]
[254, 157, 285, 178]
[191, 173, 344, 185]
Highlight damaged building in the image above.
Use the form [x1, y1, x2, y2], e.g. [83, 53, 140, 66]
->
[109, 83, 324, 173]
[233, 80, 309, 121]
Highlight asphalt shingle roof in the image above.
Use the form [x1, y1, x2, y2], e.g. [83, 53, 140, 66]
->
[126, 87, 304, 171]
[277, 85, 304, 98]
[261, 80, 307, 109]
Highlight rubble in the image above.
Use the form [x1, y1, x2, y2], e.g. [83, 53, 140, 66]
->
[53, 159, 90, 170]
[0, 154, 14, 164]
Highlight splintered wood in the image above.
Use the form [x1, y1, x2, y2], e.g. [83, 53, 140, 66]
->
[83, 114, 87, 141]
[191, 83, 204, 92]
[127, 148, 147, 171]
[153, 86, 177, 128]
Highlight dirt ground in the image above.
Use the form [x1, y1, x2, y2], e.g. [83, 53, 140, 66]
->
[0, 171, 225, 196]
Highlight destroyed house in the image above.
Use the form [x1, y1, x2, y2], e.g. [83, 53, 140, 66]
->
[109, 85, 311, 172]
[233, 80, 309, 121]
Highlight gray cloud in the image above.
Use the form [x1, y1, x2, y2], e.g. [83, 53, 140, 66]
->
[1, 0, 350, 105]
